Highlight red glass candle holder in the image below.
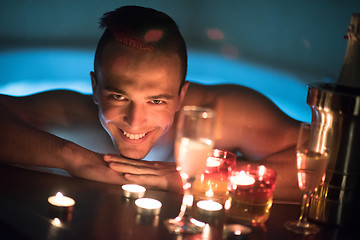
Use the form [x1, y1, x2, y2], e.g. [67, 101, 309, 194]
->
[227, 162, 277, 225]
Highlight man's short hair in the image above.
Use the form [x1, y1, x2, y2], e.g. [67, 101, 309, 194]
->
[94, 5, 187, 87]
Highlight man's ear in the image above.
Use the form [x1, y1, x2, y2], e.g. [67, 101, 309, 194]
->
[176, 81, 190, 111]
[90, 71, 99, 105]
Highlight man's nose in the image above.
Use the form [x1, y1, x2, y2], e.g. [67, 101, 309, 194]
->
[123, 102, 146, 127]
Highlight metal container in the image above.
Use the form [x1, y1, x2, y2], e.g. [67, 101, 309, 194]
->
[307, 82, 360, 226]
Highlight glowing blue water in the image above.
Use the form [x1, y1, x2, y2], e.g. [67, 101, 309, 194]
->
[0, 48, 310, 122]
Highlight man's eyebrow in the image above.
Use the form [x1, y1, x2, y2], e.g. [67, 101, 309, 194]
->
[147, 94, 174, 100]
[104, 87, 126, 94]
[104, 87, 174, 100]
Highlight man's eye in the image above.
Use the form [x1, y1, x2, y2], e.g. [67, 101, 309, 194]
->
[112, 94, 125, 101]
[150, 99, 165, 105]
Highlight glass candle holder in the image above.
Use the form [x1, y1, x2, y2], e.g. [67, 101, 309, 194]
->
[192, 149, 237, 205]
[226, 162, 277, 225]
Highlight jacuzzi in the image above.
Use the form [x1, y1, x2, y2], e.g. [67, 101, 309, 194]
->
[0, 48, 312, 122]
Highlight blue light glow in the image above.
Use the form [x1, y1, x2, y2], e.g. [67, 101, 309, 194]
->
[0, 48, 311, 122]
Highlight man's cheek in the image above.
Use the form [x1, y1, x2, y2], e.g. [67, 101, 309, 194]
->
[102, 107, 121, 121]
[158, 113, 174, 131]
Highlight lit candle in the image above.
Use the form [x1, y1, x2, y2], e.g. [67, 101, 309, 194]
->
[205, 189, 214, 198]
[258, 165, 266, 181]
[206, 157, 221, 168]
[48, 192, 75, 207]
[230, 171, 255, 187]
[197, 200, 223, 212]
[135, 198, 162, 215]
[122, 184, 146, 198]
[48, 192, 75, 222]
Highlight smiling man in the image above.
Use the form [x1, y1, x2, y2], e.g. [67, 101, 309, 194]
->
[0, 6, 301, 200]
[92, 41, 187, 160]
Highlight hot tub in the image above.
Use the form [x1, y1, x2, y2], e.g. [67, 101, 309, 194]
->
[0, 48, 311, 122]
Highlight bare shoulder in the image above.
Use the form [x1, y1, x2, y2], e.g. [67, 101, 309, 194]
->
[184, 82, 281, 112]
[0, 90, 97, 128]
[184, 82, 300, 159]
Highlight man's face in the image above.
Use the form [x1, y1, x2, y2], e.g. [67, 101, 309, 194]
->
[91, 42, 188, 159]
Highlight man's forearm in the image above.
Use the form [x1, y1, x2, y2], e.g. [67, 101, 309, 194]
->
[0, 103, 72, 169]
[258, 145, 301, 202]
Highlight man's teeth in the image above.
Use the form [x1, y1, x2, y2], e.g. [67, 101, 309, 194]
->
[122, 131, 146, 140]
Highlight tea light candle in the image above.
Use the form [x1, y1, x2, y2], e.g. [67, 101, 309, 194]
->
[122, 184, 146, 198]
[206, 157, 221, 167]
[48, 192, 75, 221]
[230, 171, 255, 187]
[197, 200, 223, 212]
[135, 198, 162, 215]
[48, 192, 75, 207]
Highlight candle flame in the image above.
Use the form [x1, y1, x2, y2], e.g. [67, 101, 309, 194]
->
[56, 192, 63, 198]
[259, 165, 266, 177]
[205, 189, 214, 197]
[213, 149, 220, 157]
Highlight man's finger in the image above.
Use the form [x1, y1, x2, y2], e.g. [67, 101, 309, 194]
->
[108, 162, 161, 175]
[124, 173, 167, 191]
[104, 154, 176, 169]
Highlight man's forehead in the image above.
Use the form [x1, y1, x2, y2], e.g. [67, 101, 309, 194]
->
[102, 43, 178, 69]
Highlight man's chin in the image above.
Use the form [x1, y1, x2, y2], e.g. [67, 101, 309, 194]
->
[118, 149, 149, 160]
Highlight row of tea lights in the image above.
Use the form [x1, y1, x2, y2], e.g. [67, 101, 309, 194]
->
[121, 184, 225, 214]
[47, 184, 162, 218]
[47, 187, 227, 217]
[47, 184, 164, 219]
[47, 170, 257, 219]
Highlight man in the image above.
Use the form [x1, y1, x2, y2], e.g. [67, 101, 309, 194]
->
[0, 6, 301, 200]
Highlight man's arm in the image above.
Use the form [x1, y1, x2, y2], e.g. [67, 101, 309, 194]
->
[0, 91, 128, 185]
[257, 146, 301, 202]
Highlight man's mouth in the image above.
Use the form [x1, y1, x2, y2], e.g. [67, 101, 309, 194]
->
[122, 130, 147, 140]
